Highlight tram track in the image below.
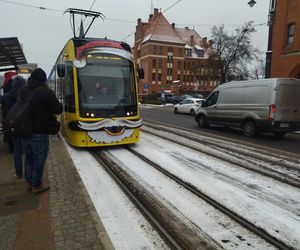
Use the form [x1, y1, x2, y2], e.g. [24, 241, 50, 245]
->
[125, 146, 294, 250]
[142, 123, 300, 189]
[91, 150, 218, 250]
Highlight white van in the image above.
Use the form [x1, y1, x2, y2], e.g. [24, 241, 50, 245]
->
[195, 78, 300, 137]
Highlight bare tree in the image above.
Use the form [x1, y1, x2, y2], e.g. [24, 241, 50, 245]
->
[210, 21, 261, 83]
[250, 57, 265, 79]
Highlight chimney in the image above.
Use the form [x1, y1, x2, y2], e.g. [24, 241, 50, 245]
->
[148, 14, 153, 22]
[208, 39, 213, 47]
[202, 37, 207, 46]
[154, 8, 159, 17]
[171, 23, 175, 29]
[137, 18, 141, 26]
[190, 35, 194, 46]
[185, 26, 189, 30]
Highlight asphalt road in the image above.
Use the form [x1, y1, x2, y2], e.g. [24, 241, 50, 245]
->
[140, 104, 300, 158]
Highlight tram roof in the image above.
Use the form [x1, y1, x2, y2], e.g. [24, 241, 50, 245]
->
[72, 37, 131, 52]
[0, 37, 27, 72]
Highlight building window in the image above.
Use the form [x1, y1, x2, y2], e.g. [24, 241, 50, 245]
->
[159, 46, 163, 55]
[168, 47, 173, 52]
[153, 46, 157, 54]
[152, 59, 156, 68]
[152, 72, 156, 82]
[196, 49, 204, 57]
[287, 23, 296, 45]
[158, 73, 161, 81]
[158, 59, 162, 69]
[185, 49, 192, 56]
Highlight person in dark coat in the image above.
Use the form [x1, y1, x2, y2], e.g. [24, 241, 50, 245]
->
[0, 71, 17, 152]
[24, 68, 63, 194]
[3, 76, 27, 177]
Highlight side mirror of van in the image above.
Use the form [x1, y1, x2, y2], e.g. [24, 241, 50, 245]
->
[57, 64, 65, 78]
[137, 68, 144, 79]
[202, 101, 207, 107]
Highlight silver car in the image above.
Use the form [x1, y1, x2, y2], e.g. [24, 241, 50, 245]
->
[174, 98, 204, 115]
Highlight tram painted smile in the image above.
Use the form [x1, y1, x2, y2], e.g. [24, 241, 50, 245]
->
[78, 118, 143, 144]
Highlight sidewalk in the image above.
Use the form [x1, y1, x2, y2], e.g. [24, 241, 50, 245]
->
[0, 134, 113, 250]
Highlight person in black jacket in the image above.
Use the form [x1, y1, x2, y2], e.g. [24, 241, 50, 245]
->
[2, 76, 26, 177]
[24, 68, 62, 194]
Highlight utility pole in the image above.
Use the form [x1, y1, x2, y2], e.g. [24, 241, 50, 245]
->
[265, 0, 276, 78]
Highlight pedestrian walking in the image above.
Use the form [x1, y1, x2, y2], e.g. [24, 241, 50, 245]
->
[24, 68, 63, 194]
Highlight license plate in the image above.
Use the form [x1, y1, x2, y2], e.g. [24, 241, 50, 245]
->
[280, 123, 289, 128]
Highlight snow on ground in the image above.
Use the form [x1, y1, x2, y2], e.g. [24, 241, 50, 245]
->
[62, 126, 300, 249]
[64, 140, 169, 250]
[133, 132, 300, 248]
[107, 147, 276, 249]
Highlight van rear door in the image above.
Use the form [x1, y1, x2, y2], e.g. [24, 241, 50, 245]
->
[275, 79, 300, 121]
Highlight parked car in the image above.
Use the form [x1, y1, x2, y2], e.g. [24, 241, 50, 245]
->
[174, 98, 204, 115]
[190, 93, 204, 99]
[195, 78, 300, 137]
[158, 94, 179, 104]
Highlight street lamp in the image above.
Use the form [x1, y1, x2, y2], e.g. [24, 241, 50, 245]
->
[248, 0, 256, 7]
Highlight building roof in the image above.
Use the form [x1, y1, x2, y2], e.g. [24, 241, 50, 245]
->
[142, 13, 185, 44]
[0, 37, 27, 72]
[138, 10, 212, 59]
[174, 27, 210, 59]
[174, 27, 202, 46]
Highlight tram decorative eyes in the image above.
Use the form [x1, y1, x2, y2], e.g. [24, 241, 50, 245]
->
[73, 58, 87, 68]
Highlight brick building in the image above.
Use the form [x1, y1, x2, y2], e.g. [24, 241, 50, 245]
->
[271, 0, 300, 78]
[133, 8, 221, 97]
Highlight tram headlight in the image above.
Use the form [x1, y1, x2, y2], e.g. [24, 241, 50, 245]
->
[90, 113, 95, 118]
[126, 111, 136, 116]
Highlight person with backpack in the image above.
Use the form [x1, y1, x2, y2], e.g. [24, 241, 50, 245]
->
[2, 76, 27, 178]
[23, 68, 63, 194]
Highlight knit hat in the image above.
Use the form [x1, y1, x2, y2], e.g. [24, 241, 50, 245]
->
[30, 68, 47, 83]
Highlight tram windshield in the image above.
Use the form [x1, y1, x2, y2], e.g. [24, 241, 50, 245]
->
[77, 53, 137, 118]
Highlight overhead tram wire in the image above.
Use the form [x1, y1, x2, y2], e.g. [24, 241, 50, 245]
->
[162, 0, 183, 13]
[0, 0, 63, 12]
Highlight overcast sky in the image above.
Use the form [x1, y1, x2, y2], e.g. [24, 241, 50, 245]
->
[0, 0, 269, 75]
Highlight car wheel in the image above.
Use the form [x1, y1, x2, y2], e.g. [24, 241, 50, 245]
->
[190, 109, 195, 116]
[197, 115, 208, 128]
[243, 121, 257, 137]
[174, 108, 178, 114]
[273, 131, 286, 137]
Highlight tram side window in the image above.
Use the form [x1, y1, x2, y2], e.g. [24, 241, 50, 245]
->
[64, 65, 75, 112]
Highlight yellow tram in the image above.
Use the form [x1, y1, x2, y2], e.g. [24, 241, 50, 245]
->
[49, 9, 143, 147]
